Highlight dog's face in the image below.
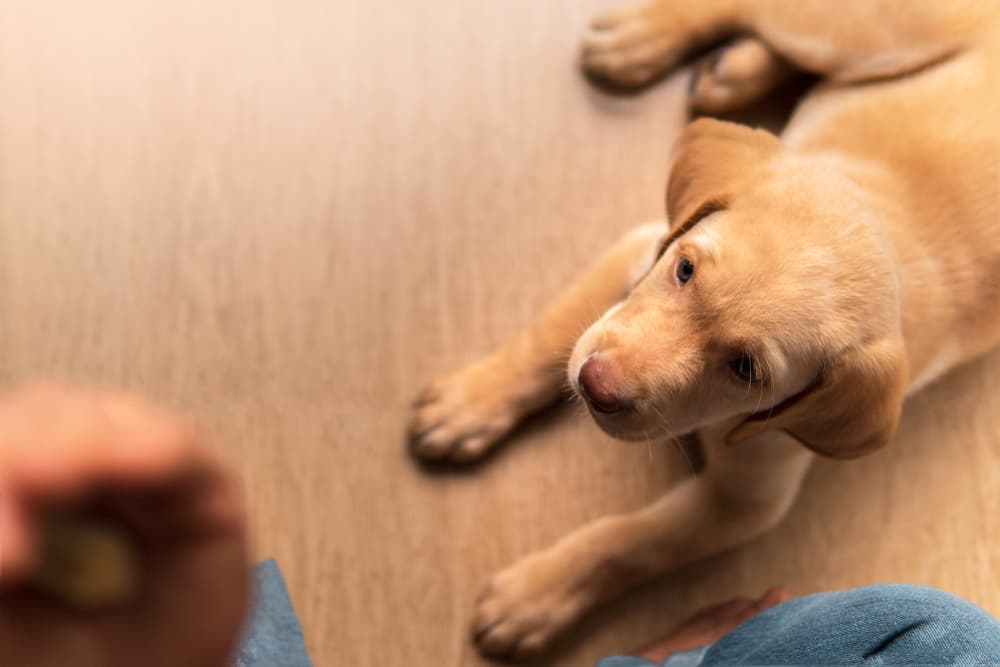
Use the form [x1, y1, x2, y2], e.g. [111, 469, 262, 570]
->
[569, 119, 910, 459]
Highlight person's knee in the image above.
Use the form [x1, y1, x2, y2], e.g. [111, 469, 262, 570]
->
[844, 584, 1000, 663]
[703, 584, 1000, 666]
[844, 584, 994, 623]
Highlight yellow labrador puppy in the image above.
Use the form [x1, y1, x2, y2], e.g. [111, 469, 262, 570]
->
[409, 0, 1000, 659]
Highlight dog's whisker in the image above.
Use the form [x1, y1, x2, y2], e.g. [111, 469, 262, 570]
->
[765, 382, 778, 421]
[674, 439, 697, 477]
[648, 401, 676, 436]
[640, 401, 697, 478]
[643, 401, 697, 478]
[642, 427, 655, 466]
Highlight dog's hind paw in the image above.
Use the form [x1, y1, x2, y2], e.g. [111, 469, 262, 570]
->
[580, 0, 685, 89]
[688, 38, 795, 114]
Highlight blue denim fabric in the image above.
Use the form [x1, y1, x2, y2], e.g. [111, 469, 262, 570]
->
[597, 645, 707, 667]
[234, 559, 313, 667]
[597, 584, 1000, 667]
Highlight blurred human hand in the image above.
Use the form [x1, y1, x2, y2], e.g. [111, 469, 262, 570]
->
[0, 383, 248, 667]
[636, 586, 792, 662]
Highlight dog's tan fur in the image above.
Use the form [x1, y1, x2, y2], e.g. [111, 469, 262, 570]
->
[409, 0, 1000, 659]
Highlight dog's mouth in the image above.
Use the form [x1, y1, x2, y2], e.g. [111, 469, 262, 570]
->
[572, 385, 649, 441]
[587, 410, 657, 442]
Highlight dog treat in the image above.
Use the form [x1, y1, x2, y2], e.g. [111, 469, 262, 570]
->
[31, 516, 138, 610]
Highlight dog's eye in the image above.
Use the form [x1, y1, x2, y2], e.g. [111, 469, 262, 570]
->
[729, 355, 762, 383]
[675, 257, 695, 284]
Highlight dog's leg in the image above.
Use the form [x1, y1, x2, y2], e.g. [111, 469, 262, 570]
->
[581, 0, 741, 89]
[408, 223, 664, 462]
[688, 37, 796, 115]
[739, 0, 995, 82]
[582, 0, 992, 90]
[473, 426, 813, 660]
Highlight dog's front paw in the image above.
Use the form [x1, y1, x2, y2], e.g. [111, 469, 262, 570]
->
[472, 551, 593, 660]
[408, 356, 523, 463]
[580, 0, 685, 89]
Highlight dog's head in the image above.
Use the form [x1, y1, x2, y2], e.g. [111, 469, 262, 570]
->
[569, 119, 909, 459]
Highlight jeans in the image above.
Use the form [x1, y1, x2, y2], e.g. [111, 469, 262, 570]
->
[234, 559, 313, 667]
[597, 584, 1000, 666]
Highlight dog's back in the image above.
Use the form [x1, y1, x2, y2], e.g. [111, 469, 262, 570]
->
[782, 20, 1000, 391]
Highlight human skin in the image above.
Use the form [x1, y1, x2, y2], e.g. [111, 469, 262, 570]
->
[0, 383, 248, 667]
[636, 586, 791, 662]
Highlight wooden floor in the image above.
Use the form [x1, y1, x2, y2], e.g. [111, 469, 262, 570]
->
[2, 2, 999, 665]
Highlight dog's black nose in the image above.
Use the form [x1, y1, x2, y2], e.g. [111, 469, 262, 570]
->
[578, 356, 624, 414]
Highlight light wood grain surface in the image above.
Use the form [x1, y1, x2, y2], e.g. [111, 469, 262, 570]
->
[2, 2, 999, 665]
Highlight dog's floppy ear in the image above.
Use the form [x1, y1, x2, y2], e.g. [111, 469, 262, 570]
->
[666, 118, 782, 228]
[727, 338, 909, 459]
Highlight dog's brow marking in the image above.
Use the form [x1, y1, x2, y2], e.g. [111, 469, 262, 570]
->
[656, 198, 728, 260]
